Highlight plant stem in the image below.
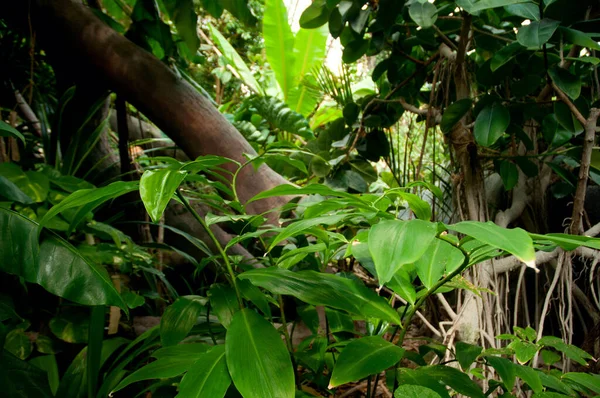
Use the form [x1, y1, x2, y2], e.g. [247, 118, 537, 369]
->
[176, 189, 243, 308]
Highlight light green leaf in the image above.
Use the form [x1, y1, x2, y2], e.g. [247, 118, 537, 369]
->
[0, 208, 127, 310]
[517, 19, 560, 49]
[177, 345, 230, 398]
[368, 220, 438, 285]
[140, 169, 187, 223]
[329, 336, 404, 388]
[387, 268, 417, 304]
[548, 66, 581, 100]
[449, 221, 536, 269]
[394, 385, 442, 398]
[409, 2, 438, 29]
[225, 309, 295, 398]
[508, 340, 539, 364]
[208, 23, 264, 94]
[499, 160, 519, 191]
[160, 0, 199, 52]
[474, 102, 510, 147]
[415, 239, 464, 290]
[160, 295, 207, 346]
[238, 268, 401, 324]
[0, 120, 25, 143]
[264, 0, 295, 100]
[267, 214, 348, 251]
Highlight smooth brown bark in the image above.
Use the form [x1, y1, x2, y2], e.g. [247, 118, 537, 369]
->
[3, 0, 288, 216]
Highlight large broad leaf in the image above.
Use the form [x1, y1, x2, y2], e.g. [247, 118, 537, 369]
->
[0, 120, 25, 143]
[225, 309, 295, 398]
[455, 342, 482, 371]
[177, 345, 231, 398]
[160, 296, 207, 347]
[208, 23, 264, 95]
[409, 2, 438, 29]
[111, 344, 211, 393]
[440, 99, 472, 134]
[238, 268, 401, 324]
[39, 180, 139, 232]
[329, 336, 404, 388]
[160, 0, 199, 53]
[448, 221, 536, 269]
[140, 169, 187, 223]
[208, 284, 240, 328]
[548, 67, 581, 100]
[517, 19, 560, 49]
[394, 385, 442, 398]
[485, 356, 516, 390]
[368, 220, 438, 286]
[474, 102, 510, 147]
[0, 208, 127, 310]
[414, 239, 464, 290]
[264, 0, 295, 100]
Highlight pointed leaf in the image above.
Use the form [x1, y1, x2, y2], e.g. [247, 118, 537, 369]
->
[225, 309, 295, 398]
[208, 284, 239, 328]
[559, 27, 600, 51]
[238, 268, 400, 324]
[394, 385, 442, 398]
[455, 342, 482, 371]
[517, 19, 560, 49]
[441, 99, 472, 134]
[0, 120, 25, 143]
[160, 295, 207, 347]
[415, 239, 465, 290]
[177, 345, 231, 398]
[549, 67, 581, 100]
[474, 103, 510, 147]
[268, 214, 348, 251]
[505, 3, 540, 20]
[368, 220, 438, 285]
[264, 0, 295, 100]
[140, 169, 187, 223]
[562, 373, 600, 394]
[486, 356, 516, 390]
[329, 336, 404, 387]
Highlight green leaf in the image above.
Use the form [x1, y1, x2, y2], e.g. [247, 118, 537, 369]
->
[200, 0, 223, 18]
[208, 23, 264, 95]
[499, 160, 519, 191]
[554, 101, 583, 135]
[0, 175, 33, 204]
[542, 114, 572, 147]
[160, 296, 206, 347]
[39, 180, 139, 232]
[177, 345, 231, 398]
[0, 352, 53, 398]
[368, 219, 438, 285]
[469, 0, 531, 12]
[238, 268, 401, 324]
[5, 329, 32, 360]
[455, 342, 482, 371]
[251, 96, 314, 139]
[209, 284, 239, 328]
[549, 66, 581, 100]
[508, 340, 539, 364]
[441, 99, 472, 134]
[268, 213, 348, 251]
[29, 355, 59, 396]
[538, 336, 593, 365]
[394, 385, 442, 398]
[513, 363, 542, 392]
[505, 3, 540, 20]
[299, 0, 330, 29]
[562, 373, 600, 394]
[329, 336, 404, 388]
[111, 344, 210, 393]
[517, 19, 560, 49]
[474, 102, 510, 147]
[387, 268, 417, 304]
[409, 2, 438, 29]
[219, 0, 257, 26]
[559, 27, 600, 51]
[50, 309, 89, 343]
[140, 169, 187, 223]
[406, 365, 485, 398]
[160, 0, 199, 52]
[0, 208, 127, 310]
[264, 0, 295, 100]
[0, 120, 25, 143]
[225, 309, 295, 398]
[485, 356, 516, 391]
[449, 221, 536, 269]
[414, 239, 464, 290]
[491, 42, 524, 72]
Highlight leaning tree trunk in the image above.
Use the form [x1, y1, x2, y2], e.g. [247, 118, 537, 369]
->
[1, 0, 289, 220]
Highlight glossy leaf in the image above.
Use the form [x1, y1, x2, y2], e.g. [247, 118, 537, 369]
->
[517, 19, 560, 49]
[264, 0, 295, 100]
[549, 67, 581, 100]
[225, 309, 295, 398]
[415, 239, 464, 290]
[0, 120, 25, 143]
[400, 365, 485, 398]
[160, 295, 207, 346]
[329, 336, 404, 387]
[0, 208, 127, 310]
[209, 284, 239, 328]
[368, 219, 437, 285]
[394, 385, 442, 398]
[440, 99, 472, 134]
[409, 2, 438, 29]
[140, 169, 187, 223]
[508, 340, 539, 364]
[474, 102, 510, 147]
[177, 345, 231, 398]
[238, 268, 401, 324]
[491, 42, 523, 72]
[449, 221, 537, 269]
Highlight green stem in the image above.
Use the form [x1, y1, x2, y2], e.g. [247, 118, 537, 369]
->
[176, 189, 243, 308]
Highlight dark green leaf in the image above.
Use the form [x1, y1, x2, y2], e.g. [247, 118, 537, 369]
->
[513, 363, 542, 392]
[499, 160, 519, 191]
[549, 67, 581, 100]
[486, 356, 516, 390]
[394, 385, 442, 398]
[160, 295, 206, 346]
[441, 99, 472, 134]
[0, 176, 33, 204]
[491, 42, 524, 72]
[517, 19, 560, 49]
[226, 309, 295, 398]
[474, 103, 510, 147]
[409, 2, 438, 29]
[29, 355, 59, 396]
[329, 336, 404, 387]
[0, 352, 53, 398]
[220, 0, 257, 26]
[538, 336, 593, 365]
[299, 0, 330, 29]
[505, 3, 540, 20]
[0, 120, 25, 143]
[554, 101, 583, 135]
[562, 373, 600, 394]
[209, 284, 239, 329]
[178, 345, 231, 398]
[455, 342, 482, 371]
[559, 27, 600, 51]
[160, 0, 199, 52]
